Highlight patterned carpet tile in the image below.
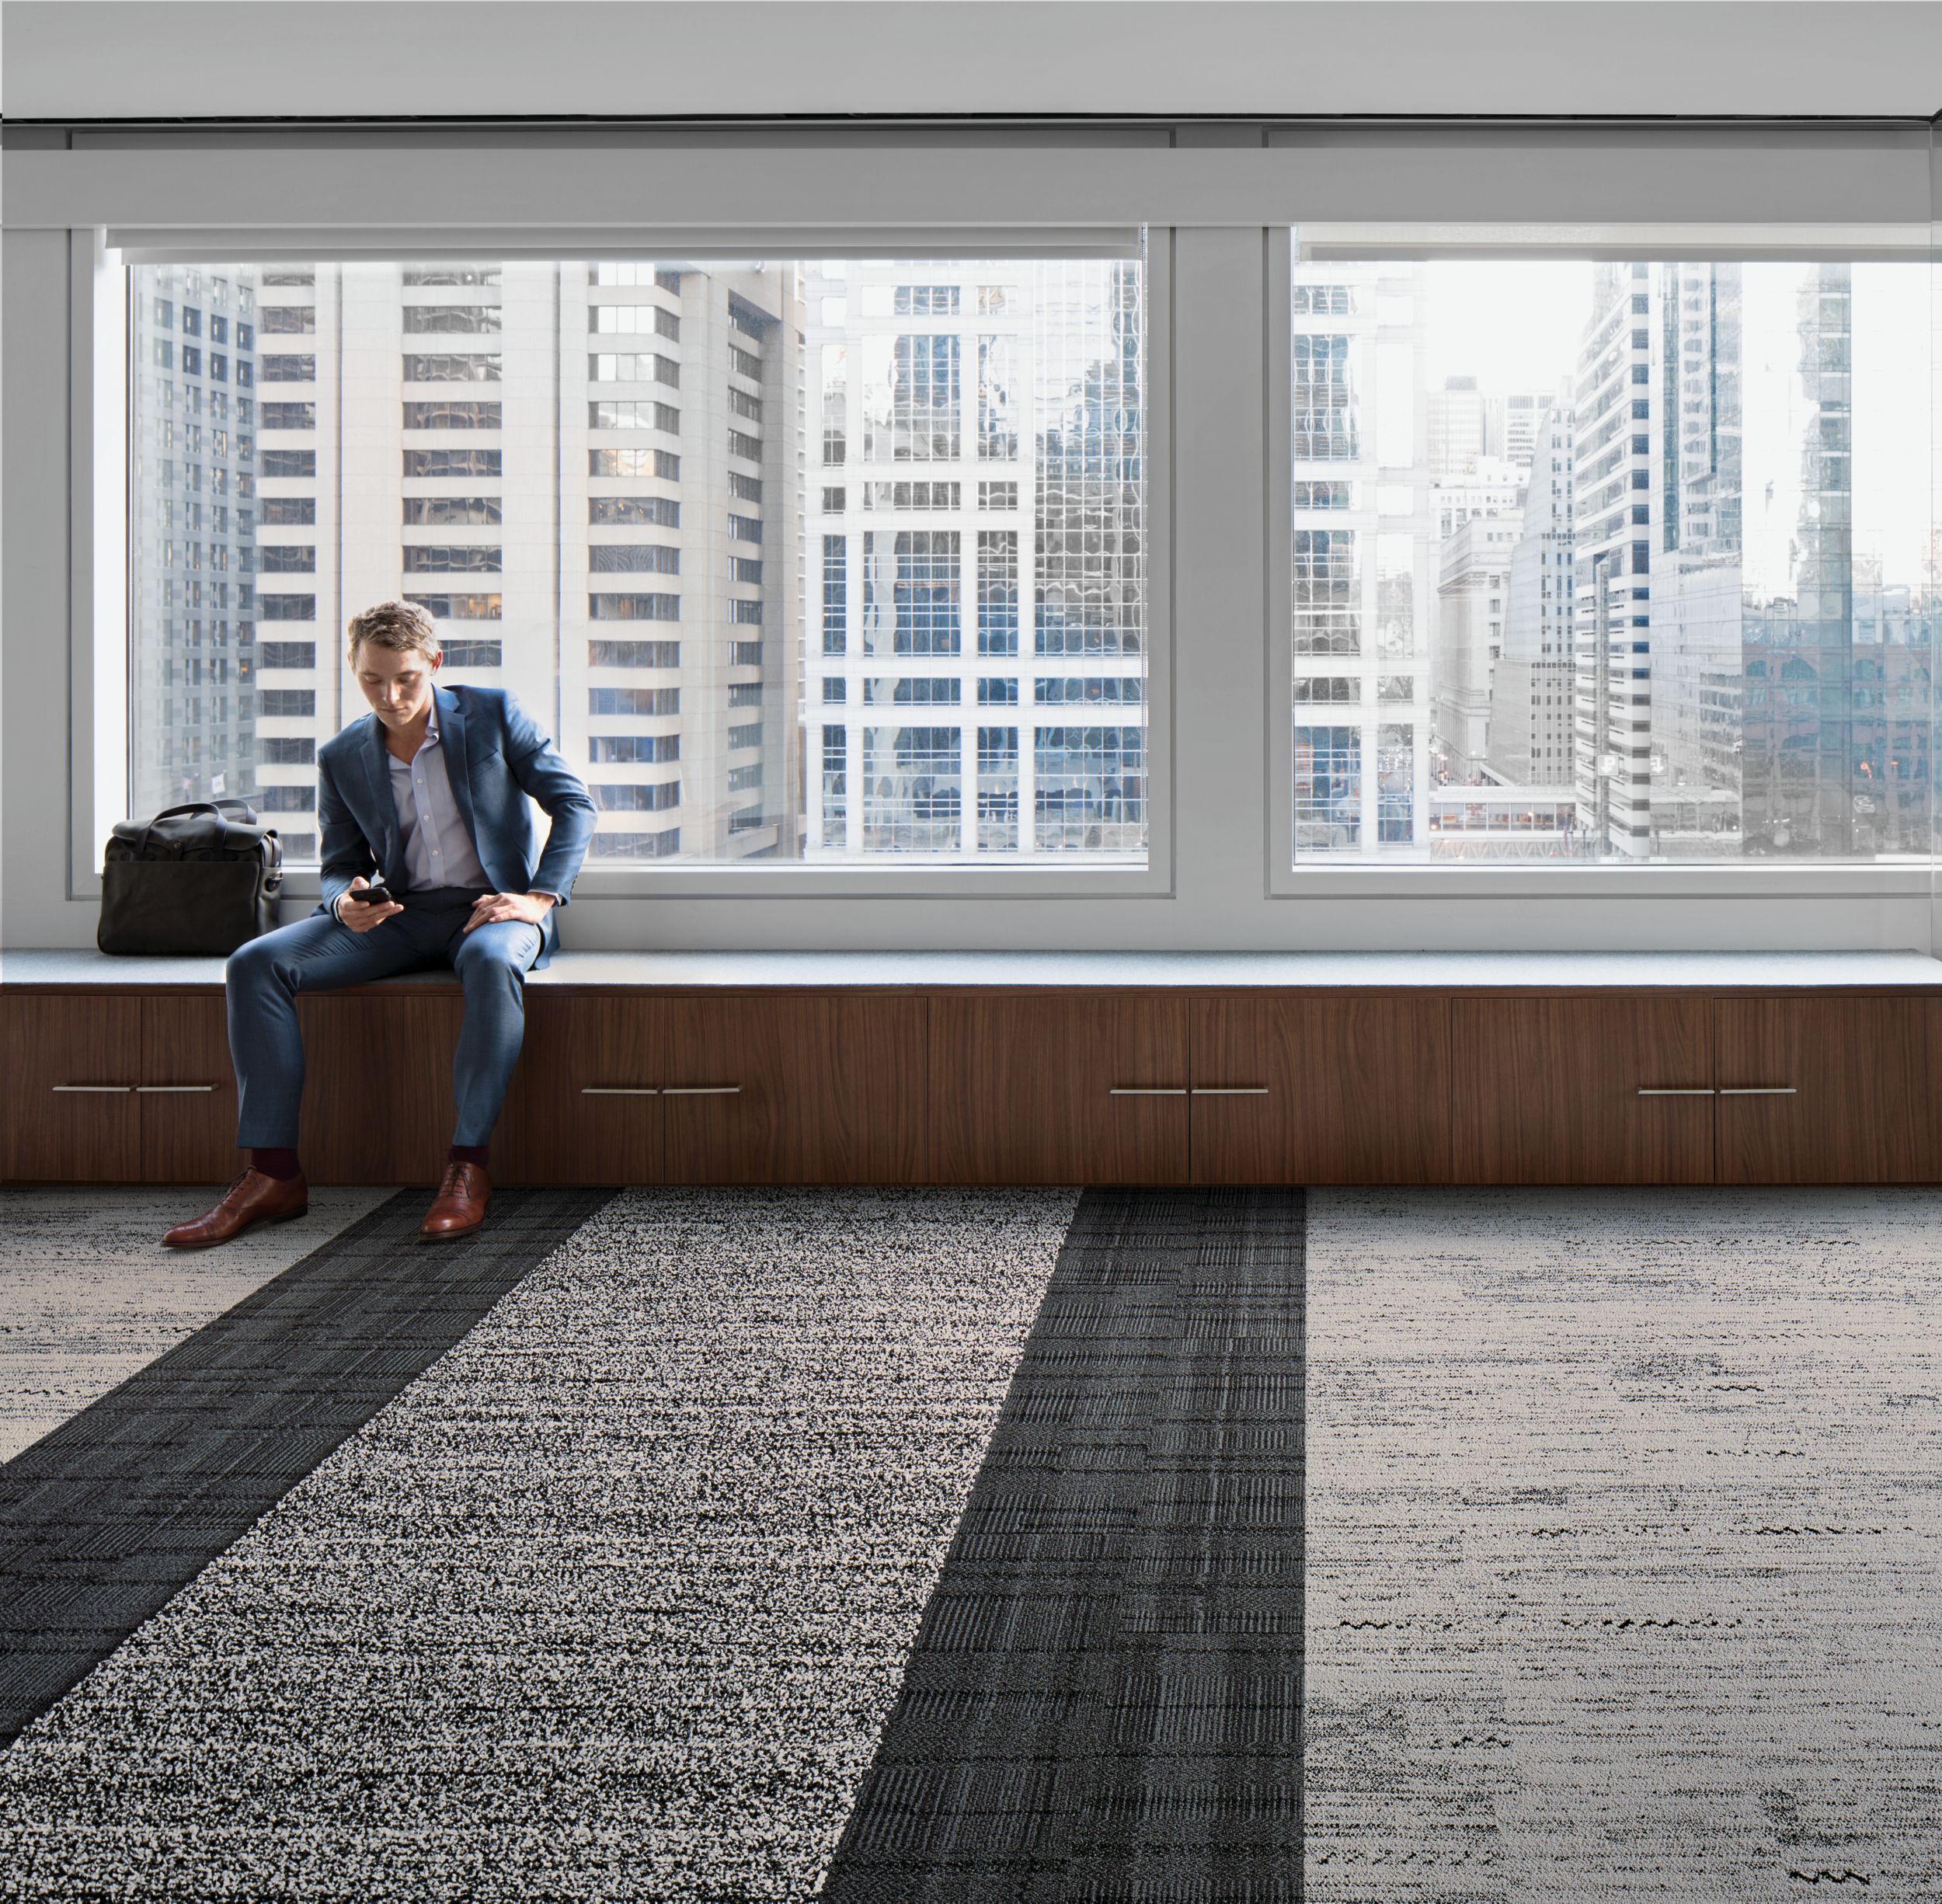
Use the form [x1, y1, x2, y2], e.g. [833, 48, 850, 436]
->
[0, 1186, 1074, 1902]
[0, 1185, 392, 1462]
[821, 1187, 1306, 1904]
[0, 1188, 613, 1750]
[1303, 1186, 1942, 1904]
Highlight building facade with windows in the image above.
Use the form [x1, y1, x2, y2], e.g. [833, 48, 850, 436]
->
[130, 267, 263, 826]
[139, 259, 803, 865]
[1289, 263, 1435, 856]
[1484, 399, 1579, 798]
[804, 259, 1147, 861]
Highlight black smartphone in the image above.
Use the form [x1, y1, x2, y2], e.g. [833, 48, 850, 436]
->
[343, 884, 398, 909]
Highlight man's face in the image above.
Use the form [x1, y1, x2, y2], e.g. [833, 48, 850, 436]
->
[353, 642, 441, 727]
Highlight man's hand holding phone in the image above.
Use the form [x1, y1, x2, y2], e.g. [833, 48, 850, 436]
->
[336, 875, 404, 932]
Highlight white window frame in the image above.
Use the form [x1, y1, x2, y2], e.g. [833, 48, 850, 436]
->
[3, 122, 1936, 954]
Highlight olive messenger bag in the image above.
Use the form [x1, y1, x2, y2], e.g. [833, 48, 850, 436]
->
[97, 798, 285, 955]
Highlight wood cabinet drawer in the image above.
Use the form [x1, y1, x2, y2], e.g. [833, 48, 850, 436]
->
[295, 995, 463, 1185]
[139, 995, 237, 1183]
[1, 995, 143, 1182]
[496, 994, 665, 1185]
[662, 994, 926, 1185]
[1715, 996, 1942, 1184]
[1452, 995, 1714, 1184]
[1190, 995, 1452, 1185]
[929, 994, 1189, 1184]
[496, 993, 927, 1185]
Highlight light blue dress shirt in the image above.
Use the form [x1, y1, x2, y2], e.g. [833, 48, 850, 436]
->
[386, 715, 490, 892]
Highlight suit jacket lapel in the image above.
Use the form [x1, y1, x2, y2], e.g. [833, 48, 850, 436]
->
[435, 685, 485, 865]
[361, 713, 402, 879]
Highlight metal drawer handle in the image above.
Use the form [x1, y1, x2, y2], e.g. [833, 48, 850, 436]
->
[663, 1085, 742, 1096]
[52, 1084, 134, 1094]
[137, 1084, 218, 1094]
[1637, 1088, 1715, 1096]
[582, 1087, 659, 1096]
[1719, 1086, 1797, 1096]
[1109, 1087, 1187, 1096]
[1191, 1087, 1271, 1096]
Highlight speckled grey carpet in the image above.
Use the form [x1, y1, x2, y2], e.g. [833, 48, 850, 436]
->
[820, 1185, 1307, 1904]
[0, 1187, 613, 1751]
[1303, 1187, 1942, 1904]
[0, 1186, 1079, 1902]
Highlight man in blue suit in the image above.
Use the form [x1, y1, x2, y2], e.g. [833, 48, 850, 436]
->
[164, 600, 596, 1248]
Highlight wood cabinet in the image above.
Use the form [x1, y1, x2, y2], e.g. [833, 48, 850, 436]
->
[1189, 994, 1452, 1184]
[1714, 996, 1942, 1184]
[1, 994, 143, 1182]
[1452, 994, 1715, 1185]
[7, 981, 1942, 1189]
[495, 993, 666, 1185]
[662, 994, 927, 1185]
[494, 993, 927, 1185]
[294, 994, 463, 1185]
[928, 994, 1189, 1184]
[139, 994, 238, 1182]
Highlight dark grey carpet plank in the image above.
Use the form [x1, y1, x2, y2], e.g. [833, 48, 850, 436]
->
[0, 1185, 612, 1749]
[821, 1185, 1307, 1904]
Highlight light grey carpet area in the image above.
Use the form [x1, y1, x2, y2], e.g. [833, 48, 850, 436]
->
[1303, 1186, 1942, 1903]
[0, 1185, 1077, 1902]
[0, 1185, 394, 1462]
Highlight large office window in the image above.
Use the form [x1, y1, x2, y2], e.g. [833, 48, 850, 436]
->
[128, 248, 1148, 868]
[1288, 250, 1936, 865]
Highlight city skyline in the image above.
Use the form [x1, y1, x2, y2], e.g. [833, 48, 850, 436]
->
[124, 246, 1931, 877]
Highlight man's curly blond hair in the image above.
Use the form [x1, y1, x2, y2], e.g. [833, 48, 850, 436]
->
[346, 599, 440, 664]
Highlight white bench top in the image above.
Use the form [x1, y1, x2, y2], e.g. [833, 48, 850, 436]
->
[5, 947, 1942, 990]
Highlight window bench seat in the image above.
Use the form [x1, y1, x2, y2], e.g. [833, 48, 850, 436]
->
[6, 949, 1941, 1188]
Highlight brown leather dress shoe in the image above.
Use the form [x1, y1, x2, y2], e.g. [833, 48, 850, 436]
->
[419, 1161, 490, 1241]
[162, 1168, 309, 1249]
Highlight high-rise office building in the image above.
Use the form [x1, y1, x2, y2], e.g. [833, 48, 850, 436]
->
[1491, 387, 1562, 469]
[1427, 374, 1488, 479]
[803, 260, 1147, 861]
[130, 267, 263, 825]
[1289, 263, 1432, 855]
[1649, 262, 1929, 858]
[1431, 461, 1526, 545]
[1571, 263, 1659, 855]
[1485, 399, 1578, 795]
[133, 255, 1144, 869]
[1434, 510, 1523, 780]
[231, 261, 802, 866]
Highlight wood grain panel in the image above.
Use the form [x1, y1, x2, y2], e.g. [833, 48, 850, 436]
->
[1189, 994, 1452, 1185]
[661, 995, 927, 1185]
[1715, 996, 1942, 1184]
[492, 993, 665, 1185]
[928, 994, 1189, 1185]
[1452, 995, 1714, 1185]
[140, 994, 238, 1183]
[295, 995, 464, 1185]
[0, 994, 142, 1182]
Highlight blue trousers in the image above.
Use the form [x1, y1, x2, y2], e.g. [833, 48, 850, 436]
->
[225, 886, 544, 1150]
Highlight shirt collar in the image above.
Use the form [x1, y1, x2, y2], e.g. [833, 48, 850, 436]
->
[386, 715, 440, 762]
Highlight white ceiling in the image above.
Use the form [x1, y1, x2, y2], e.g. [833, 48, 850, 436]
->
[5, 1, 1940, 124]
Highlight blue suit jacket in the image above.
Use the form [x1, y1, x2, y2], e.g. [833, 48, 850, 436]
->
[312, 684, 597, 969]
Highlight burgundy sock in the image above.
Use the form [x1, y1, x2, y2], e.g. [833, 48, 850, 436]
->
[249, 1147, 301, 1181]
[447, 1144, 489, 1169]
